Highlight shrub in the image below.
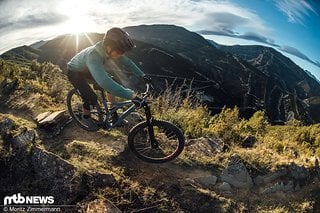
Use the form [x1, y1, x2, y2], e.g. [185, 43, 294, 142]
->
[205, 107, 242, 145]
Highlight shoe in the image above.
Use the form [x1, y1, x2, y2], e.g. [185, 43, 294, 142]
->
[110, 111, 128, 127]
[81, 115, 99, 131]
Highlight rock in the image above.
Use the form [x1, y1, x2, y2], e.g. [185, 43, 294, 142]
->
[241, 135, 256, 148]
[193, 175, 218, 188]
[31, 147, 84, 204]
[0, 78, 18, 96]
[260, 181, 294, 194]
[218, 182, 232, 191]
[186, 136, 225, 156]
[11, 129, 35, 153]
[36, 110, 67, 126]
[35, 110, 72, 138]
[0, 118, 14, 136]
[288, 163, 310, 183]
[34, 111, 52, 123]
[0, 118, 14, 148]
[254, 167, 287, 186]
[32, 147, 77, 180]
[83, 171, 116, 189]
[220, 154, 253, 189]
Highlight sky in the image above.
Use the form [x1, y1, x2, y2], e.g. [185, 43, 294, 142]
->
[0, 0, 319, 80]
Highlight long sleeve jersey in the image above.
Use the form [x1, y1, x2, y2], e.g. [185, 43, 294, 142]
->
[67, 41, 144, 99]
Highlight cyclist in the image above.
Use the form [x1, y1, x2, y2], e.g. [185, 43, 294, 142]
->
[67, 27, 150, 130]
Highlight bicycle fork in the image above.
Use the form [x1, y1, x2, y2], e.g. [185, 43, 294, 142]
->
[143, 104, 158, 148]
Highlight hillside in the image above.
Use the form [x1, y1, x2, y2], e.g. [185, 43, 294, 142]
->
[1, 58, 320, 212]
[2, 24, 320, 124]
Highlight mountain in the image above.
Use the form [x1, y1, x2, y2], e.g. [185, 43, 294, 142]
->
[1, 24, 320, 123]
[217, 44, 320, 123]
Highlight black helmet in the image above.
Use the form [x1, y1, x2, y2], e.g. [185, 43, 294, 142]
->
[103, 28, 135, 52]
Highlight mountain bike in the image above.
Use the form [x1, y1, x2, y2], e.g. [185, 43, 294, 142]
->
[66, 83, 185, 163]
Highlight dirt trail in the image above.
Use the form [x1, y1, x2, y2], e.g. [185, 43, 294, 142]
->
[62, 121, 213, 185]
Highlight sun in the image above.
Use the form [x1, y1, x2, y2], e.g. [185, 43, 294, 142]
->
[65, 16, 95, 34]
[58, 0, 97, 34]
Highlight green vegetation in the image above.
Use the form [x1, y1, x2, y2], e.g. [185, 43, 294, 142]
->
[154, 84, 319, 172]
[0, 59, 71, 112]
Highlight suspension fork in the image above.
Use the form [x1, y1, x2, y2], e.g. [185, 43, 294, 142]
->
[143, 103, 158, 148]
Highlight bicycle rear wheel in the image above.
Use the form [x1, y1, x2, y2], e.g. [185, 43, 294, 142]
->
[66, 88, 102, 131]
[128, 120, 185, 163]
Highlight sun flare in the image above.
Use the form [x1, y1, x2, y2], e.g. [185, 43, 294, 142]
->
[59, 0, 97, 34]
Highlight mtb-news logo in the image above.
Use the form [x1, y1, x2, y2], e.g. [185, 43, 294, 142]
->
[3, 193, 54, 205]
[2, 193, 62, 212]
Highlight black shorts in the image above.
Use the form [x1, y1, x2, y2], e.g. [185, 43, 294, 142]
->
[67, 70, 98, 110]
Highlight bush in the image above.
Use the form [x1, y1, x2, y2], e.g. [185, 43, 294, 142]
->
[0, 59, 71, 105]
[205, 107, 242, 145]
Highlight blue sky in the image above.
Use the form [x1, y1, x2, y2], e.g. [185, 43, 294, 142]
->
[0, 0, 319, 80]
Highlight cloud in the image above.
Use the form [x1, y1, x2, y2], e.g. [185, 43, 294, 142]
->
[0, 13, 67, 32]
[274, 0, 318, 24]
[198, 30, 279, 47]
[0, 0, 67, 35]
[193, 3, 277, 46]
[279, 45, 320, 68]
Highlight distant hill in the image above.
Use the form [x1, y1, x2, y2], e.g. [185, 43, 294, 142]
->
[1, 24, 320, 123]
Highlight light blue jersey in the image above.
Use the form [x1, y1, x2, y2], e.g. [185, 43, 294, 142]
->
[67, 41, 144, 99]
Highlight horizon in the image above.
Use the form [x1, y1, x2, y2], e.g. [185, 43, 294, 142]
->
[0, 0, 319, 80]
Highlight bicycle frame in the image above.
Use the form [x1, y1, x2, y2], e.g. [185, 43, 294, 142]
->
[95, 84, 154, 132]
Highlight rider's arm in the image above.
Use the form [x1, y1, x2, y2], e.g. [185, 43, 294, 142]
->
[117, 56, 145, 77]
[86, 51, 134, 99]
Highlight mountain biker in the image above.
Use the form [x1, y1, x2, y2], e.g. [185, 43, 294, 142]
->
[67, 27, 151, 130]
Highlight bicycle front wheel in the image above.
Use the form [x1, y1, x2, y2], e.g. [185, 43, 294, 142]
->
[128, 120, 185, 163]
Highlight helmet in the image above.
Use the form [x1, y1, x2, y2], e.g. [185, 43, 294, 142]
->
[103, 28, 135, 53]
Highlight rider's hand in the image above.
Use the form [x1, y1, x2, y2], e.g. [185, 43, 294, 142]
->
[132, 96, 143, 108]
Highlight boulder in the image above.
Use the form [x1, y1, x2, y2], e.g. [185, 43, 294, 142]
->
[0, 78, 18, 97]
[11, 129, 35, 153]
[220, 154, 253, 189]
[288, 163, 310, 184]
[34, 110, 72, 138]
[31, 147, 84, 204]
[186, 136, 225, 156]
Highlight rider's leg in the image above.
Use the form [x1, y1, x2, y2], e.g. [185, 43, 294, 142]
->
[67, 71, 98, 116]
[106, 92, 116, 107]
